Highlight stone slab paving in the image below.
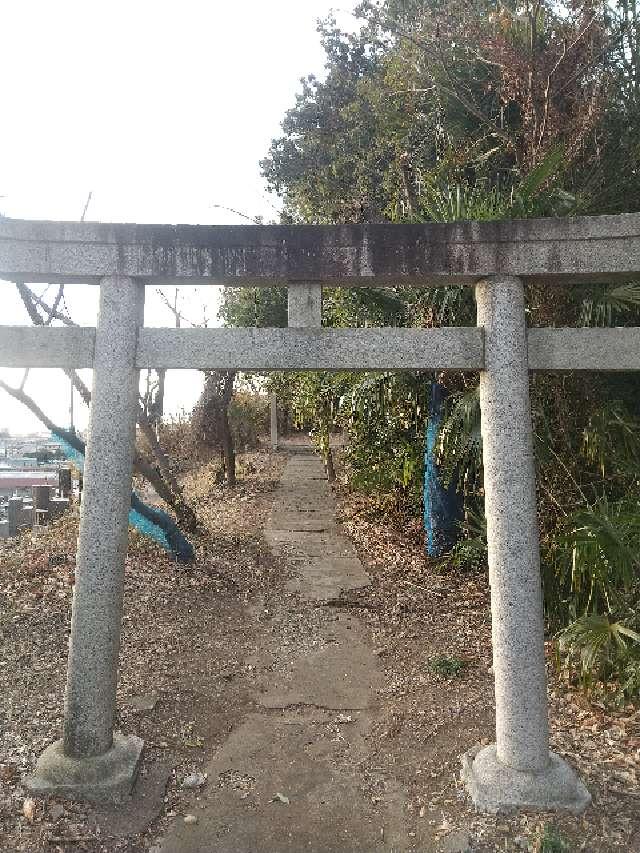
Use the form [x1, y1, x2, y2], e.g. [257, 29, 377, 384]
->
[258, 621, 379, 711]
[264, 529, 358, 557]
[158, 445, 408, 852]
[284, 555, 370, 600]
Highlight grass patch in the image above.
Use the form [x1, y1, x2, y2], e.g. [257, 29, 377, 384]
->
[538, 824, 570, 852]
[429, 654, 466, 678]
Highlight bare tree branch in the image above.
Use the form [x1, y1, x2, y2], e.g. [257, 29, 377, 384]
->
[12, 281, 200, 532]
[0, 376, 193, 527]
[30, 289, 76, 326]
[0, 378, 60, 434]
[210, 202, 263, 224]
[81, 191, 93, 222]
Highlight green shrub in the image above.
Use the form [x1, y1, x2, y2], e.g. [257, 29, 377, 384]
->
[448, 503, 487, 570]
[340, 371, 430, 509]
[429, 655, 466, 678]
[538, 824, 570, 852]
[558, 614, 640, 701]
[228, 391, 269, 451]
[544, 498, 640, 621]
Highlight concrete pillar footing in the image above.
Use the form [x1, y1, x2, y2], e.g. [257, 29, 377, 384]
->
[461, 744, 591, 814]
[26, 733, 143, 802]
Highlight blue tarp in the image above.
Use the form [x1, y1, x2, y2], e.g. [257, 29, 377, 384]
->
[50, 428, 194, 563]
[423, 382, 461, 557]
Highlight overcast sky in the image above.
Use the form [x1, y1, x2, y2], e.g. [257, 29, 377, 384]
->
[0, 0, 358, 435]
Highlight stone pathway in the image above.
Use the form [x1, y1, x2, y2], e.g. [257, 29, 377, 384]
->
[158, 445, 409, 852]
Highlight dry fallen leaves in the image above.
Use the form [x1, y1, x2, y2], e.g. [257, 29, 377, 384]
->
[22, 797, 36, 822]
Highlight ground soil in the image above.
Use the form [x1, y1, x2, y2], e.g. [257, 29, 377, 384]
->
[1, 442, 639, 852]
[336, 490, 640, 852]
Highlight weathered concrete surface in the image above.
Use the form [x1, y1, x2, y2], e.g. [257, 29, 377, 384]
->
[7, 496, 23, 537]
[62, 275, 145, 761]
[26, 733, 144, 802]
[259, 623, 380, 711]
[0, 326, 96, 368]
[158, 446, 407, 853]
[467, 276, 590, 812]
[527, 327, 640, 371]
[264, 528, 361, 558]
[160, 713, 385, 853]
[137, 327, 485, 371]
[285, 556, 371, 600]
[461, 744, 591, 815]
[262, 449, 377, 712]
[3, 214, 640, 284]
[476, 275, 549, 773]
[8, 323, 640, 374]
[288, 282, 323, 326]
[92, 760, 173, 836]
[8, 325, 640, 373]
[28, 276, 146, 802]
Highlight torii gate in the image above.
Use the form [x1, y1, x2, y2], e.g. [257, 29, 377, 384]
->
[3, 213, 639, 812]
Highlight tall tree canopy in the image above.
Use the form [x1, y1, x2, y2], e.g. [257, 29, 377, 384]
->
[261, 0, 627, 224]
[219, 0, 640, 697]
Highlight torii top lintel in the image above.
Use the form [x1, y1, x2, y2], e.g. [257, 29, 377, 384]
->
[1, 213, 640, 286]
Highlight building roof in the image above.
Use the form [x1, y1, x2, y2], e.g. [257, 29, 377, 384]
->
[0, 472, 57, 489]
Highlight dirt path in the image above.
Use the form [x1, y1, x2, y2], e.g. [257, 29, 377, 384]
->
[3, 444, 639, 852]
[158, 445, 408, 852]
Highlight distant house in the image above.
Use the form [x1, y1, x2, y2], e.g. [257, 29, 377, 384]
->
[1, 457, 40, 469]
[0, 470, 58, 499]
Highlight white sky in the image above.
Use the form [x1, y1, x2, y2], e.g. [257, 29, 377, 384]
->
[0, 0, 358, 434]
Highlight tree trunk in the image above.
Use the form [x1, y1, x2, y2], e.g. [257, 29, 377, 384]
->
[219, 372, 236, 486]
[194, 370, 237, 486]
[220, 413, 236, 486]
[326, 446, 336, 483]
[155, 369, 166, 427]
[0, 377, 198, 533]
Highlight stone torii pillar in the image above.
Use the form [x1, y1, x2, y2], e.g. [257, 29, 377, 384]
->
[28, 276, 145, 800]
[462, 276, 590, 812]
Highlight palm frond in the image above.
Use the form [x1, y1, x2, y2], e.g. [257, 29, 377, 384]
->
[549, 497, 640, 616]
[437, 387, 482, 492]
[579, 280, 640, 327]
[559, 613, 640, 695]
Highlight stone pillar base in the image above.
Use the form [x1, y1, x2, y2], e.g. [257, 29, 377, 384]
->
[461, 744, 591, 814]
[26, 733, 143, 802]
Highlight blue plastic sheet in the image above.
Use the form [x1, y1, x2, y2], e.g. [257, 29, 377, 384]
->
[423, 383, 461, 557]
[50, 428, 194, 562]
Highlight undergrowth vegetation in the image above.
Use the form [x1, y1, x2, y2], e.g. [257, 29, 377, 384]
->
[159, 391, 269, 474]
[217, 0, 640, 704]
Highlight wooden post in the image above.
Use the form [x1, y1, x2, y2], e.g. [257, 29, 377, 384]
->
[270, 394, 278, 451]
